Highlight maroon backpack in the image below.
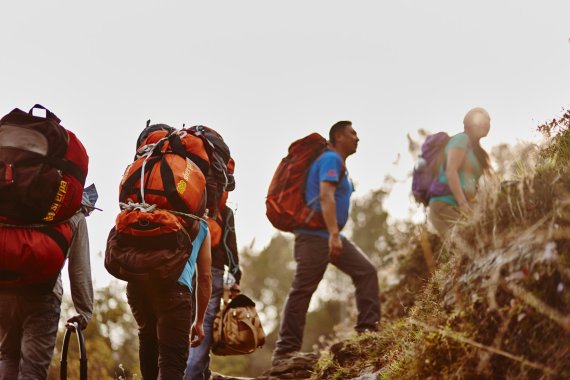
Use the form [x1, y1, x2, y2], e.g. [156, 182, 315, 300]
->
[266, 133, 330, 232]
[0, 105, 89, 224]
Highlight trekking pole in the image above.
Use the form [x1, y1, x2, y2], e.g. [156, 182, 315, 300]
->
[60, 321, 88, 380]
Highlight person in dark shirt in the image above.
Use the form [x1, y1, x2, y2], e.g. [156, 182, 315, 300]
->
[184, 202, 241, 380]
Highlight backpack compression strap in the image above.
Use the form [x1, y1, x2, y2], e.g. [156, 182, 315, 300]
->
[36, 225, 71, 258]
[15, 156, 87, 184]
[168, 134, 210, 177]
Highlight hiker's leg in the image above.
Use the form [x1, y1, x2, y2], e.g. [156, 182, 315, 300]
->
[333, 238, 380, 332]
[184, 267, 224, 380]
[275, 233, 329, 354]
[19, 293, 61, 380]
[428, 200, 460, 237]
[0, 294, 22, 380]
[157, 283, 193, 380]
[127, 282, 159, 380]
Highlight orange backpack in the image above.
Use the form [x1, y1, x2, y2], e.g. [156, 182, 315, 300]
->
[119, 129, 210, 218]
[106, 124, 209, 283]
[265, 133, 330, 232]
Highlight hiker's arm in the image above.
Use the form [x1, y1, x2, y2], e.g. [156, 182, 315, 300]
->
[320, 181, 342, 260]
[67, 213, 94, 330]
[445, 147, 470, 212]
[191, 230, 212, 347]
[225, 208, 241, 285]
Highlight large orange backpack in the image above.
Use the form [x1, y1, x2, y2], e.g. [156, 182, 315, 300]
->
[107, 124, 211, 283]
[119, 128, 211, 218]
[266, 133, 331, 232]
[0, 104, 88, 224]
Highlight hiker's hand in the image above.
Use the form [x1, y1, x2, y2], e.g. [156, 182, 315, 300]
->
[459, 201, 472, 214]
[230, 283, 241, 299]
[329, 233, 342, 261]
[190, 322, 205, 347]
[66, 315, 87, 330]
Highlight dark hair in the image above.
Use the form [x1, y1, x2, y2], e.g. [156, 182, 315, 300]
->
[329, 121, 352, 146]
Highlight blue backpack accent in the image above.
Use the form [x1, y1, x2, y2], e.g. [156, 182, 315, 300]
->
[412, 132, 451, 206]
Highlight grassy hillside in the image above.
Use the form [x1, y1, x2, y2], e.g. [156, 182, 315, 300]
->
[312, 110, 570, 379]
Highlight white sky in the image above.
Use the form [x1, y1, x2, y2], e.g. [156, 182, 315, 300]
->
[1, 1, 569, 287]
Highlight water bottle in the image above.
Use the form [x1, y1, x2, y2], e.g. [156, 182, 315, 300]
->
[223, 271, 236, 290]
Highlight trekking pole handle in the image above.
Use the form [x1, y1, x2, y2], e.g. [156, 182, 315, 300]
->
[60, 322, 88, 380]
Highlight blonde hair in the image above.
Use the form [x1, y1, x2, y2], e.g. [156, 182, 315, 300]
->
[463, 107, 491, 174]
[463, 107, 490, 129]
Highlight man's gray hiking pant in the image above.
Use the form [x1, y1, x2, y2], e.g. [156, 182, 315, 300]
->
[275, 233, 380, 354]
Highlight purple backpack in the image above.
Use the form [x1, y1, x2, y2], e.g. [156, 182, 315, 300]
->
[412, 132, 451, 206]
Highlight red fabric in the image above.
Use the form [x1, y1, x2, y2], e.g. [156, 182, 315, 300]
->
[265, 133, 329, 232]
[43, 130, 89, 222]
[0, 223, 71, 286]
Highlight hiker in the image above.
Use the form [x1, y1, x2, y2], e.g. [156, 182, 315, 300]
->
[0, 195, 95, 380]
[110, 123, 214, 380]
[126, 218, 212, 380]
[184, 204, 242, 380]
[272, 121, 380, 364]
[428, 107, 492, 236]
[185, 126, 239, 380]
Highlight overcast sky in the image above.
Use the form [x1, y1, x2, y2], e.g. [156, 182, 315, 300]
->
[1, 1, 569, 287]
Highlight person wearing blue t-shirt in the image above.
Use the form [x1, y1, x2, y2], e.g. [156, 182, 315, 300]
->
[429, 107, 492, 236]
[272, 121, 380, 365]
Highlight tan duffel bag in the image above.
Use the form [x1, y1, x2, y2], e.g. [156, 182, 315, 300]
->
[212, 290, 265, 356]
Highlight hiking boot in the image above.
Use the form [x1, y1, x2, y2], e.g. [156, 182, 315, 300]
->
[271, 350, 318, 366]
[271, 350, 295, 366]
[356, 326, 378, 336]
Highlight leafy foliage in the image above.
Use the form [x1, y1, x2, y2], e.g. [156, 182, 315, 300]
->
[47, 281, 140, 380]
[537, 109, 570, 168]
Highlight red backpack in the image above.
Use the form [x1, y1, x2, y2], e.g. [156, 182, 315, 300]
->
[0, 105, 88, 224]
[266, 133, 330, 232]
[0, 222, 72, 288]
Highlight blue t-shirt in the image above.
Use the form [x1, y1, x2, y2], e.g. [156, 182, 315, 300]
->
[296, 150, 353, 239]
[178, 219, 209, 291]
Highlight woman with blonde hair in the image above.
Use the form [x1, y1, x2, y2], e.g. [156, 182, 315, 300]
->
[429, 107, 492, 236]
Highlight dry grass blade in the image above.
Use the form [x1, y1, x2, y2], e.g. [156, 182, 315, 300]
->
[407, 318, 557, 376]
[502, 282, 570, 333]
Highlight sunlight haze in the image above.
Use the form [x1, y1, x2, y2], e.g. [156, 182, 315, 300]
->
[1, 1, 569, 286]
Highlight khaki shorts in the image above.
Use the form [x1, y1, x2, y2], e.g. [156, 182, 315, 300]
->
[429, 200, 460, 237]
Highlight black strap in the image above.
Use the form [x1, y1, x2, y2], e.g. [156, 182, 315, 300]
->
[119, 156, 161, 203]
[168, 134, 210, 176]
[15, 156, 87, 184]
[159, 155, 191, 213]
[37, 226, 70, 257]
[45, 157, 86, 183]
